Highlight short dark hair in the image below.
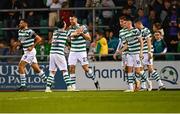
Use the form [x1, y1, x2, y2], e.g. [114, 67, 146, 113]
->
[153, 22, 162, 29]
[119, 15, 127, 20]
[134, 19, 142, 23]
[70, 14, 77, 18]
[125, 16, 132, 22]
[56, 20, 65, 29]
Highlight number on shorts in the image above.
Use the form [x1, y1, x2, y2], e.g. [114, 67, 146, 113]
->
[136, 60, 140, 65]
[83, 57, 87, 62]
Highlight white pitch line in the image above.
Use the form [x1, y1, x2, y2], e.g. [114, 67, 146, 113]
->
[6, 96, 49, 101]
[4, 95, 125, 101]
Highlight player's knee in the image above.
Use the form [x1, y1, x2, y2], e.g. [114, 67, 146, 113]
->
[135, 70, 141, 75]
[147, 67, 153, 73]
[18, 65, 24, 73]
[69, 66, 75, 73]
[82, 64, 89, 72]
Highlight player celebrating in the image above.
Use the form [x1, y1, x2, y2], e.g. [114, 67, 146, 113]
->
[119, 18, 148, 92]
[45, 20, 75, 92]
[114, 16, 141, 91]
[134, 20, 165, 91]
[16, 19, 47, 91]
[113, 16, 129, 72]
[67, 15, 100, 90]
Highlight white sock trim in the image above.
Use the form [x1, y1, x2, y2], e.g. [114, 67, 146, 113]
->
[37, 70, 44, 76]
[20, 74, 25, 77]
[63, 71, 69, 76]
[49, 71, 55, 77]
[70, 74, 75, 77]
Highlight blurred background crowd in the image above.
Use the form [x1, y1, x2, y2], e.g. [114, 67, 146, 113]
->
[0, 0, 179, 62]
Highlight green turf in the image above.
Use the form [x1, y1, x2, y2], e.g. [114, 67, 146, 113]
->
[0, 90, 180, 113]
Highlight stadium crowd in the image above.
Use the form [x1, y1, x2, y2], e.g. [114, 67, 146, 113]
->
[0, 0, 179, 62]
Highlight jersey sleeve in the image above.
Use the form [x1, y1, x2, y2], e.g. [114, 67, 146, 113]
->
[144, 28, 152, 39]
[18, 30, 21, 41]
[67, 30, 72, 37]
[136, 29, 142, 39]
[82, 25, 89, 34]
[30, 30, 37, 38]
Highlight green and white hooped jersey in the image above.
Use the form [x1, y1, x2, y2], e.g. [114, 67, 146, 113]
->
[119, 28, 129, 54]
[18, 29, 36, 52]
[50, 29, 68, 56]
[124, 28, 142, 54]
[140, 27, 154, 53]
[67, 24, 88, 52]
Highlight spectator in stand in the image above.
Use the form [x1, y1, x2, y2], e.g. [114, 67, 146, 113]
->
[101, 0, 115, 25]
[86, 0, 101, 7]
[88, 41, 96, 62]
[73, 0, 87, 23]
[4, 0, 21, 43]
[153, 31, 167, 60]
[135, 0, 150, 16]
[168, 7, 178, 53]
[149, 9, 161, 32]
[124, 0, 136, 19]
[152, 22, 164, 36]
[160, 0, 171, 25]
[9, 37, 21, 54]
[85, 0, 101, 23]
[46, 0, 67, 43]
[8, 37, 22, 63]
[19, 0, 34, 27]
[95, 30, 108, 61]
[0, 41, 9, 62]
[88, 31, 100, 61]
[20, 0, 46, 28]
[111, 0, 124, 18]
[107, 30, 119, 60]
[59, 1, 72, 27]
[150, 0, 163, 17]
[137, 8, 150, 28]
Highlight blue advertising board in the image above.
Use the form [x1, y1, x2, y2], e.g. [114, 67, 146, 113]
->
[0, 62, 66, 91]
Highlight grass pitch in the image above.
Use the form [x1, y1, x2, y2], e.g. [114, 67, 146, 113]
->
[0, 90, 180, 113]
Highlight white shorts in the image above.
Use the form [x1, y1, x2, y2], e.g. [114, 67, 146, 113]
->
[121, 54, 128, 67]
[127, 54, 142, 67]
[68, 51, 89, 65]
[49, 54, 68, 71]
[20, 48, 37, 65]
[142, 53, 153, 65]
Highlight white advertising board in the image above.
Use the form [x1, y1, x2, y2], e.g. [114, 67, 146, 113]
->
[75, 61, 180, 90]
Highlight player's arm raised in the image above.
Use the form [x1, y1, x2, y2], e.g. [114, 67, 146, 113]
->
[81, 32, 91, 41]
[69, 26, 91, 41]
[79, 26, 91, 41]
